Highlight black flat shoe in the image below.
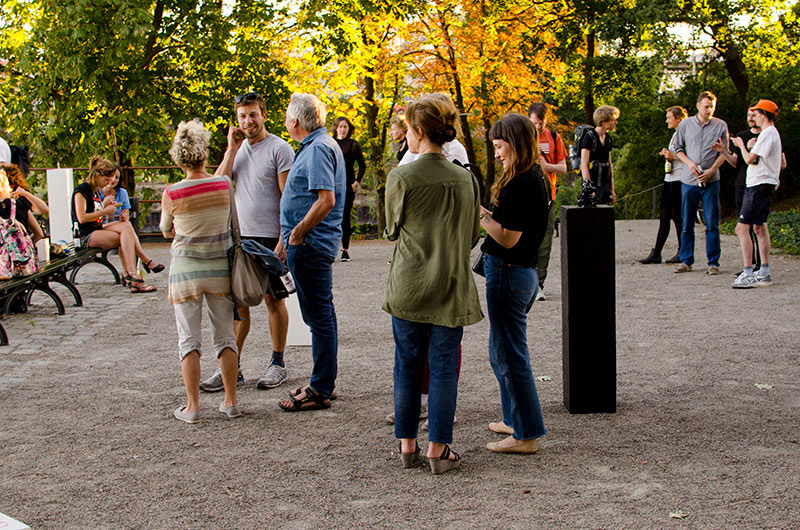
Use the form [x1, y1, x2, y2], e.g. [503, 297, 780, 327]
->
[665, 251, 681, 264]
[638, 249, 661, 264]
[143, 259, 165, 273]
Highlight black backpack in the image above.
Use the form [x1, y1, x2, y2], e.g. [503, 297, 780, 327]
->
[568, 125, 595, 172]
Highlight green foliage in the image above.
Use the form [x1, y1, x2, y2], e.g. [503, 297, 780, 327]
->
[0, 0, 289, 173]
[555, 178, 580, 211]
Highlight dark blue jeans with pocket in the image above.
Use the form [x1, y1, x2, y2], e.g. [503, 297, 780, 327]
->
[483, 253, 546, 440]
[392, 316, 462, 444]
[286, 242, 337, 398]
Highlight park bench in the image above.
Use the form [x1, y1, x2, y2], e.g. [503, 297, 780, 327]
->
[0, 247, 120, 346]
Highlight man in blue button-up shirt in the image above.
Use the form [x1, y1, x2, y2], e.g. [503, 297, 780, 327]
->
[671, 91, 729, 275]
[278, 93, 346, 411]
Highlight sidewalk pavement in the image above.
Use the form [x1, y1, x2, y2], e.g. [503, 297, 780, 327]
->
[1, 221, 798, 529]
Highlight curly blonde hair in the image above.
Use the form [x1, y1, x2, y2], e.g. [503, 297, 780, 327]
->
[169, 119, 211, 168]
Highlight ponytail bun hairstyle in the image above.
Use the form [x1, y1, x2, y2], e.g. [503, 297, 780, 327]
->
[405, 93, 461, 146]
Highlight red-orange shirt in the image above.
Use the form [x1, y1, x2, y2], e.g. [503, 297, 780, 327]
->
[539, 129, 567, 200]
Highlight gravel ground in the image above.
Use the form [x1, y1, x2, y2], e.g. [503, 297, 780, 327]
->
[1, 219, 798, 529]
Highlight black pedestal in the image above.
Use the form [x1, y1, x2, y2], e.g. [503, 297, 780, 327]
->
[560, 206, 616, 413]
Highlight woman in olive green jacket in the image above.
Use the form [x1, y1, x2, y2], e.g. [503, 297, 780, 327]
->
[383, 93, 482, 475]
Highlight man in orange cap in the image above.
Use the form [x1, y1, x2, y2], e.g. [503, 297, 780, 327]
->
[730, 100, 783, 289]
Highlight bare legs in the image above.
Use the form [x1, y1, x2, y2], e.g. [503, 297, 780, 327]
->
[180, 348, 238, 412]
[736, 222, 770, 268]
[219, 347, 238, 408]
[234, 295, 288, 357]
[88, 221, 154, 275]
[180, 351, 201, 412]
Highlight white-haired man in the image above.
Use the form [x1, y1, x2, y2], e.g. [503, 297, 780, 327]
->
[278, 93, 346, 411]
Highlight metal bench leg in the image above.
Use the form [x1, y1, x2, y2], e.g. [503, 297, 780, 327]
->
[25, 284, 66, 315]
[0, 321, 8, 346]
[47, 272, 83, 307]
[3, 288, 29, 314]
[68, 263, 86, 284]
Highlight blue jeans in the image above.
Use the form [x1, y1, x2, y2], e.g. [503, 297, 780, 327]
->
[680, 181, 720, 267]
[484, 254, 546, 440]
[392, 317, 462, 444]
[286, 243, 337, 398]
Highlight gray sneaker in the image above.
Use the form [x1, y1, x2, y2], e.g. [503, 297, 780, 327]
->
[199, 368, 244, 392]
[754, 271, 772, 286]
[535, 287, 546, 302]
[732, 272, 757, 289]
[707, 266, 720, 275]
[257, 363, 288, 389]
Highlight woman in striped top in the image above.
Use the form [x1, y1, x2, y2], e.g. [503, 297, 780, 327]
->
[161, 119, 240, 424]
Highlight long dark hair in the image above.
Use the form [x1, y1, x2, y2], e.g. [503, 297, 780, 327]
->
[488, 113, 540, 204]
[331, 116, 355, 139]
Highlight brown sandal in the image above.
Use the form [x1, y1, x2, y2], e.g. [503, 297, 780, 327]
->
[428, 445, 461, 475]
[400, 442, 426, 468]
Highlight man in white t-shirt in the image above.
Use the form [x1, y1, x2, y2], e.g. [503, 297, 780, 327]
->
[0, 136, 10, 163]
[731, 99, 783, 289]
[200, 92, 296, 391]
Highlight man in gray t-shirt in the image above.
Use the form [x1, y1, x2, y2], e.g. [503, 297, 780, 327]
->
[200, 92, 295, 393]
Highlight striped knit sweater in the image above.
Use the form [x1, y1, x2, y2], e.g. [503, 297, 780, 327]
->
[160, 175, 233, 304]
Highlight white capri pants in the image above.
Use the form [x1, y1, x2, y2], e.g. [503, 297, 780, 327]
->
[173, 294, 239, 361]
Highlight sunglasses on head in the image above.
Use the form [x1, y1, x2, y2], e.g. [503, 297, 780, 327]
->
[235, 92, 261, 105]
[97, 168, 115, 176]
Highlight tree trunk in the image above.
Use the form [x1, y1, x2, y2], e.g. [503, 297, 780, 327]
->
[723, 53, 748, 107]
[363, 69, 387, 235]
[119, 153, 135, 196]
[482, 114, 495, 206]
[583, 29, 596, 124]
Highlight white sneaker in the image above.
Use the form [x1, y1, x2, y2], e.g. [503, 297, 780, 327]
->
[535, 287, 546, 302]
[754, 271, 772, 286]
[732, 272, 757, 289]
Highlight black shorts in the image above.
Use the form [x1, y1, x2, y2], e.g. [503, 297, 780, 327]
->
[233, 236, 286, 321]
[738, 185, 775, 226]
[660, 181, 682, 211]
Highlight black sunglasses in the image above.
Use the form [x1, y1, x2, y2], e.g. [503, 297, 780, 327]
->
[235, 92, 261, 105]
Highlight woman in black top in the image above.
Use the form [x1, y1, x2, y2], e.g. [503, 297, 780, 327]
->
[72, 156, 160, 292]
[479, 113, 548, 455]
[332, 116, 366, 262]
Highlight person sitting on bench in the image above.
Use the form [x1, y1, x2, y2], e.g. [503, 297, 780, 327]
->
[72, 156, 161, 293]
[1, 162, 48, 243]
